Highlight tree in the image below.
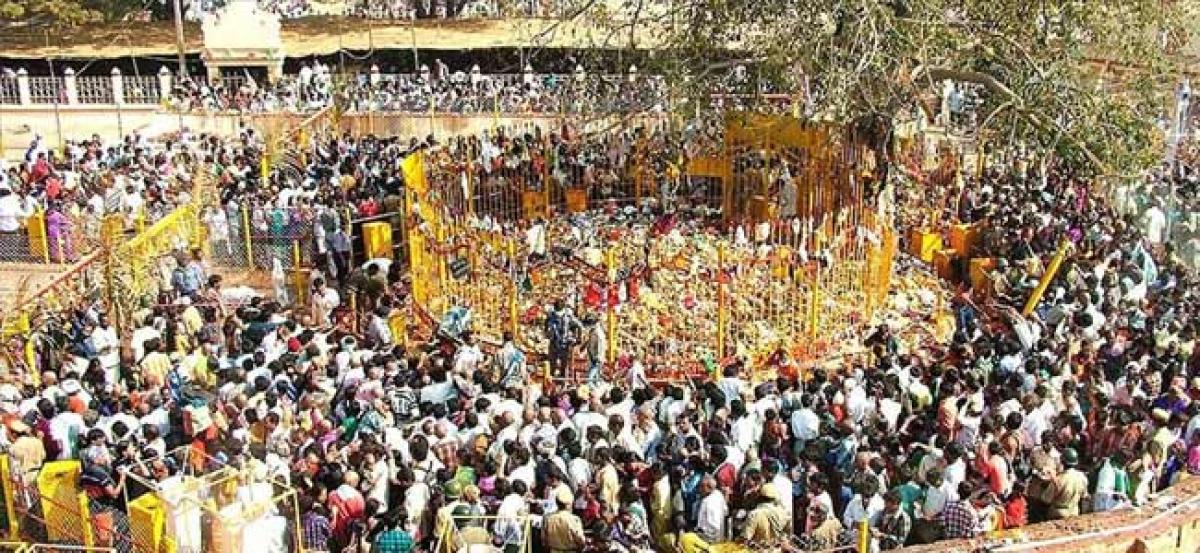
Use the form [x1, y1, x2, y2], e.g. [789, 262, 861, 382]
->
[572, 0, 1198, 176]
[0, 0, 147, 26]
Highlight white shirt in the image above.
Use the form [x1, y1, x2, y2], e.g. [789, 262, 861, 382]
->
[91, 325, 120, 369]
[0, 194, 34, 232]
[696, 490, 728, 542]
[791, 408, 820, 442]
[1143, 206, 1167, 244]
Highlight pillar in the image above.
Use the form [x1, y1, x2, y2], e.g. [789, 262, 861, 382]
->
[111, 68, 124, 105]
[158, 66, 173, 102]
[16, 69, 30, 105]
[63, 67, 78, 104]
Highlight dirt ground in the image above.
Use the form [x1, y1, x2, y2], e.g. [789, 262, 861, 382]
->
[0, 17, 657, 59]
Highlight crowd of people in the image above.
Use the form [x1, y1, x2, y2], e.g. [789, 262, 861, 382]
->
[166, 64, 668, 115]
[2, 105, 1200, 553]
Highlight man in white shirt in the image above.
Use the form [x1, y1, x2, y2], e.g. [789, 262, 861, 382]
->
[790, 393, 820, 454]
[0, 185, 34, 233]
[693, 476, 727, 543]
[90, 314, 121, 385]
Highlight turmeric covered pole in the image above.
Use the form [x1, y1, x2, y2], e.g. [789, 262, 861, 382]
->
[1022, 241, 1070, 316]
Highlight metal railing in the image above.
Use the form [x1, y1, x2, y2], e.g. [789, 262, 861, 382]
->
[26, 77, 63, 105]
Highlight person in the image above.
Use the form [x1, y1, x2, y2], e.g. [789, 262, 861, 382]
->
[373, 510, 415, 553]
[583, 313, 606, 386]
[694, 475, 727, 544]
[542, 487, 585, 553]
[545, 300, 580, 377]
[1044, 448, 1088, 520]
[875, 490, 912, 550]
[740, 481, 788, 547]
[938, 484, 981, 540]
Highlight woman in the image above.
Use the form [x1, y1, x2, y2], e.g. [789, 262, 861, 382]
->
[79, 437, 131, 553]
[46, 202, 75, 263]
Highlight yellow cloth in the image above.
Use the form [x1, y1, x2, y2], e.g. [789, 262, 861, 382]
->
[542, 511, 586, 552]
[679, 533, 749, 553]
[140, 352, 171, 387]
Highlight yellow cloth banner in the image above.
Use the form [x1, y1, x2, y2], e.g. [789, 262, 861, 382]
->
[401, 152, 428, 196]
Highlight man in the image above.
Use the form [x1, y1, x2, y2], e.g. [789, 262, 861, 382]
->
[494, 331, 526, 390]
[327, 471, 366, 551]
[91, 313, 120, 385]
[938, 484, 982, 540]
[741, 482, 789, 547]
[1044, 448, 1088, 520]
[875, 490, 912, 550]
[545, 300, 580, 377]
[695, 475, 727, 542]
[583, 313, 606, 385]
[542, 487, 585, 552]
[0, 182, 34, 256]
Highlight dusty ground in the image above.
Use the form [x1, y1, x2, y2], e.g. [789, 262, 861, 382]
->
[0, 17, 657, 59]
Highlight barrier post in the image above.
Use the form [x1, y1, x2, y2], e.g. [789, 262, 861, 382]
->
[716, 244, 726, 359]
[292, 239, 303, 305]
[241, 207, 254, 269]
[857, 519, 869, 553]
[78, 491, 95, 547]
[0, 455, 18, 540]
[1022, 240, 1070, 316]
[350, 291, 359, 334]
[605, 247, 617, 363]
[28, 209, 49, 263]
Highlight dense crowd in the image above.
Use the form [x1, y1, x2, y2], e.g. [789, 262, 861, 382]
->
[166, 66, 667, 115]
[3, 112, 1200, 553]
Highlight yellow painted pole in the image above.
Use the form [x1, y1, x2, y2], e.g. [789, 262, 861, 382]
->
[0, 455, 18, 540]
[260, 152, 270, 182]
[241, 207, 254, 269]
[857, 519, 869, 553]
[605, 247, 617, 363]
[292, 239, 303, 305]
[350, 291, 359, 334]
[36, 211, 49, 264]
[78, 491, 95, 547]
[435, 225, 448, 287]
[716, 244, 727, 359]
[1022, 240, 1070, 316]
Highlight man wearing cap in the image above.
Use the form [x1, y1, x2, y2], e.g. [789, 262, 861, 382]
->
[1043, 448, 1088, 520]
[740, 483, 788, 547]
[8, 419, 45, 481]
[542, 486, 585, 553]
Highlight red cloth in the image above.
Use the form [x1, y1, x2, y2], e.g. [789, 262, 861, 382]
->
[328, 485, 366, 538]
[1003, 497, 1027, 528]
